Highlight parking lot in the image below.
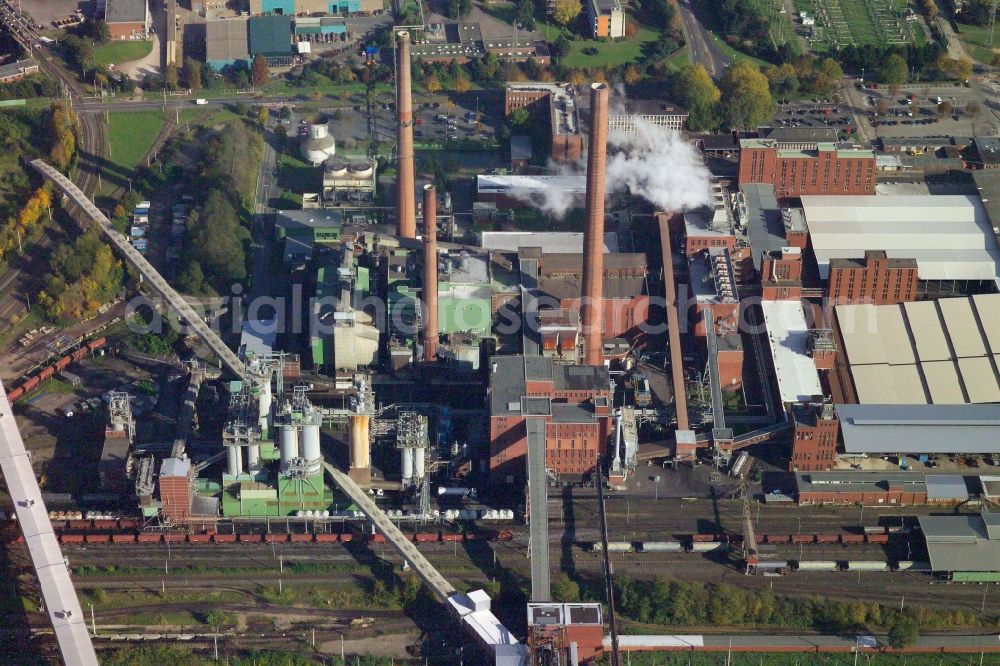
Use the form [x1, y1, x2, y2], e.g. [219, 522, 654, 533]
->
[774, 102, 858, 140]
[850, 81, 999, 139]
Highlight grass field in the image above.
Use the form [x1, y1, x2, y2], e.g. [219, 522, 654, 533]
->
[540, 22, 661, 68]
[93, 40, 153, 67]
[957, 22, 997, 63]
[706, 31, 772, 69]
[106, 111, 166, 175]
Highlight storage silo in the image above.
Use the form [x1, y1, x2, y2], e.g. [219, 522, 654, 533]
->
[279, 425, 299, 473]
[301, 414, 322, 476]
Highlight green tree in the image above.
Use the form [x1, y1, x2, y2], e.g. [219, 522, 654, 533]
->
[182, 57, 202, 90]
[164, 63, 179, 91]
[887, 615, 919, 649]
[552, 0, 582, 26]
[719, 60, 775, 130]
[510, 107, 530, 126]
[176, 261, 205, 294]
[766, 62, 799, 97]
[674, 63, 721, 131]
[251, 54, 270, 86]
[879, 53, 908, 85]
[552, 574, 580, 602]
[186, 190, 250, 286]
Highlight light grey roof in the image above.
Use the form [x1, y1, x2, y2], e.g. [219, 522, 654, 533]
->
[741, 183, 784, 270]
[489, 355, 609, 416]
[795, 471, 927, 494]
[205, 18, 249, 63]
[837, 403, 1000, 454]
[925, 475, 970, 501]
[919, 514, 1000, 572]
[160, 456, 191, 477]
[0, 59, 37, 79]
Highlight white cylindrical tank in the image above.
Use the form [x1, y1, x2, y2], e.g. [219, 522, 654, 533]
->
[413, 447, 425, 479]
[279, 426, 299, 472]
[794, 560, 838, 571]
[247, 445, 260, 469]
[845, 561, 888, 571]
[227, 446, 242, 476]
[401, 447, 413, 483]
[258, 379, 271, 434]
[349, 414, 371, 471]
[302, 421, 321, 462]
[301, 122, 336, 165]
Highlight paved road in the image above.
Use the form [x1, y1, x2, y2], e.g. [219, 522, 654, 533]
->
[677, 1, 731, 78]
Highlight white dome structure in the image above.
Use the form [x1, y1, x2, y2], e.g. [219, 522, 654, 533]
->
[301, 121, 336, 165]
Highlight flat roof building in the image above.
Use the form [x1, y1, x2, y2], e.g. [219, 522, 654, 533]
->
[248, 15, 292, 65]
[0, 59, 38, 83]
[739, 140, 876, 197]
[837, 403, 1000, 455]
[761, 299, 823, 405]
[104, 0, 150, 39]
[833, 295, 1000, 404]
[479, 231, 618, 254]
[919, 513, 1000, 575]
[802, 195, 1000, 290]
[795, 471, 969, 506]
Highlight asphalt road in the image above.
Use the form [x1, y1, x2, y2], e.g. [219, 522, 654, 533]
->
[677, 0, 731, 78]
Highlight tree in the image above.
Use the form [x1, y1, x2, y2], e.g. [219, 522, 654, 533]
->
[879, 53, 908, 85]
[62, 35, 95, 76]
[875, 98, 889, 115]
[922, 0, 938, 19]
[552, 574, 580, 602]
[256, 106, 269, 126]
[818, 57, 843, 82]
[425, 74, 442, 92]
[953, 57, 973, 81]
[510, 108, 530, 126]
[766, 63, 799, 97]
[182, 57, 202, 90]
[452, 70, 471, 93]
[552, 0, 582, 26]
[937, 100, 954, 116]
[966, 99, 982, 117]
[719, 60, 774, 130]
[887, 615, 919, 649]
[673, 63, 721, 131]
[624, 64, 643, 85]
[164, 63, 179, 91]
[251, 54, 270, 86]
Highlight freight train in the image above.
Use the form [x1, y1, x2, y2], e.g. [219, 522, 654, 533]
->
[5, 337, 106, 403]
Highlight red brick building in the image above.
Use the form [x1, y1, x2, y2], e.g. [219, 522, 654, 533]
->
[505, 83, 584, 164]
[827, 250, 919, 306]
[789, 402, 839, 472]
[796, 471, 929, 506]
[738, 140, 876, 197]
[158, 456, 192, 521]
[489, 356, 612, 483]
[761, 247, 803, 300]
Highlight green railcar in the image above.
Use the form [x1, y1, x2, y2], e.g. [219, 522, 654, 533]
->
[951, 571, 1000, 583]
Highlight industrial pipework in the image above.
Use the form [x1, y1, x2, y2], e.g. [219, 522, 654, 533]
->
[423, 184, 439, 361]
[396, 31, 416, 239]
[581, 82, 610, 367]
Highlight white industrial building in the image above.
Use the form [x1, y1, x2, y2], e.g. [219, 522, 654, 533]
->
[760, 299, 823, 405]
[301, 121, 336, 165]
[833, 294, 1000, 404]
[801, 195, 1000, 291]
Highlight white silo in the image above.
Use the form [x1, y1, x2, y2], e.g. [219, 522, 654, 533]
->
[301, 413, 322, 476]
[227, 446, 243, 476]
[279, 425, 299, 473]
[400, 447, 413, 485]
[413, 447, 425, 480]
[301, 120, 336, 165]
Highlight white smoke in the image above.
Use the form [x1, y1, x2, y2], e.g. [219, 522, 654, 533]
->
[504, 117, 713, 218]
[606, 118, 714, 213]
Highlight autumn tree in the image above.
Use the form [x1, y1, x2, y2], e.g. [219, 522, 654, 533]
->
[46, 103, 78, 171]
[425, 74, 442, 92]
[251, 54, 270, 86]
[937, 100, 954, 116]
[624, 64, 643, 85]
[719, 60, 774, 130]
[966, 99, 982, 117]
[182, 57, 202, 90]
[879, 53, 908, 85]
[923, 0, 938, 19]
[552, 0, 582, 26]
[674, 63, 721, 131]
[164, 63, 179, 91]
[452, 70, 471, 93]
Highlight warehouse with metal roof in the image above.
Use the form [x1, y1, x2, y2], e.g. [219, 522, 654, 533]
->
[205, 18, 249, 69]
[836, 403, 1000, 455]
[248, 15, 292, 65]
[833, 294, 1000, 404]
[918, 513, 1000, 579]
[801, 195, 1000, 291]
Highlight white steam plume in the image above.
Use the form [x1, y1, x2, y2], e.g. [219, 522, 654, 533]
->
[606, 118, 713, 213]
[504, 119, 713, 218]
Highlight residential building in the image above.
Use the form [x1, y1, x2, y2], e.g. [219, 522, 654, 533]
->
[584, 0, 624, 38]
[738, 140, 876, 197]
[827, 250, 918, 305]
[789, 402, 838, 472]
[0, 59, 38, 84]
[104, 0, 150, 39]
[488, 356, 612, 483]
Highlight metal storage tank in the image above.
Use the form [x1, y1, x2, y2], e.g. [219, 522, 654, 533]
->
[794, 560, 838, 571]
[400, 447, 413, 484]
[301, 417, 322, 475]
[845, 561, 888, 571]
[689, 541, 728, 552]
[279, 426, 299, 473]
[227, 446, 243, 476]
[349, 414, 370, 471]
[301, 121, 336, 165]
[413, 447, 425, 479]
[348, 163, 373, 177]
[247, 445, 260, 469]
[638, 541, 682, 553]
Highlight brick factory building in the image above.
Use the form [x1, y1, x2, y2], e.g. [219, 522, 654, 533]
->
[827, 250, 919, 306]
[789, 402, 839, 472]
[738, 140, 876, 197]
[505, 83, 583, 163]
[488, 356, 612, 483]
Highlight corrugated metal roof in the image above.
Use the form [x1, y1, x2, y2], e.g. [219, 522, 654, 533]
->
[919, 514, 1000, 572]
[957, 356, 1000, 403]
[940, 297, 987, 357]
[973, 294, 1000, 350]
[925, 475, 970, 501]
[837, 403, 1000, 454]
[852, 364, 927, 404]
[904, 301, 950, 361]
[248, 15, 291, 57]
[920, 360, 965, 404]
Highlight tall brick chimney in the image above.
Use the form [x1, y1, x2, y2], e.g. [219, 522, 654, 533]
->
[581, 82, 609, 366]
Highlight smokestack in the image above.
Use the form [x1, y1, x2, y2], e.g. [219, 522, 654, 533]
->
[581, 82, 609, 367]
[396, 31, 416, 239]
[422, 184, 439, 362]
